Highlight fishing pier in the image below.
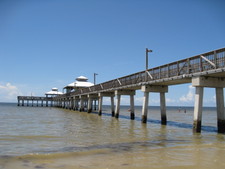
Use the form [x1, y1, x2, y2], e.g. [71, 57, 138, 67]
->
[18, 47, 225, 133]
[17, 96, 53, 107]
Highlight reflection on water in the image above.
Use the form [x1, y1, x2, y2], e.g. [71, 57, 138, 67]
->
[0, 103, 225, 169]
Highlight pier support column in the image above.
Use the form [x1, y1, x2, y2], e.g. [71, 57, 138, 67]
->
[142, 91, 149, 123]
[79, 98, 84, 112]
[65, 99, 68, 109]
[98, 92, 115, 116]
[114, 90, 135, 119]
[71, 98, 73, 109]
[67, 99, 69, 109]
[72, 97, 76, 110]
[141, 85, 168, 124]
[68, 99, 70, 109]
[61, 99, 63, 108]
[192, 76, 225, 133]
[75, 98, 79, 110]
[160, 92, 167, 125]
[63, 99, 66, 108]
[98, 95, 103, 116]
[216, 87, 225, 133]
[65, 99, 68, 108]
[130, 94, 135, 120]
[115, 93, 121, 119]
[87, 97, 93, 113]
[87, 94, 98, 113]
[193, 86, 204, 133]
[111, 96, 115, 117]
[79, 95, 87, 112]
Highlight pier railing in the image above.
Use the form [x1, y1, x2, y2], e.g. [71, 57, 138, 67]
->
[17, 96, 53, 101]
[59, 47, 225, 98]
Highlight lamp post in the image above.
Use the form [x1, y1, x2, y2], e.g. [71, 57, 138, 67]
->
[94, 73, 98, 85]
[145, 48, 153, 81]
[94, 73, 98, 110]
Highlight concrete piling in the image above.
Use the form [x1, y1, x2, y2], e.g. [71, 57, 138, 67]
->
[216, 87, 225, 133]
[87, 97, 93, 113]
[114, 90, 135, 119]
[192, 76, 225, 133]
[111, 96, 115, 117]
[130, 95, 135, 120]
[160, 92, 167, 125]
[98, 95, 103, 115]
[141, 85, 168, 124]
[115, 93, 121, 118]
[141, 91, 149, 123]
[193, 86, 203, 133]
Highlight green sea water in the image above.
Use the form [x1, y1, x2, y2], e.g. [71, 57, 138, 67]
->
[0, 103, 225, 169]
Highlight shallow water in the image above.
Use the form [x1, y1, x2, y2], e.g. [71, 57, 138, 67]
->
[0, 103, 224, 169]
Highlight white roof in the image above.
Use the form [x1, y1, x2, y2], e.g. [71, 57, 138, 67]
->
[76, 76, 88, 81]
[45, 88, 63, 95]
[66, 81, 94, 88]
[52, 87, 58, 91]
[64, 76, 94, 89]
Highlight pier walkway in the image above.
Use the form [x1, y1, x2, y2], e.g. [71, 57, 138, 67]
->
[18, 47, 225, 133]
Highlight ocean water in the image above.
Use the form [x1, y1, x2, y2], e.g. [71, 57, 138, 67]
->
[0, 103, 225, 169]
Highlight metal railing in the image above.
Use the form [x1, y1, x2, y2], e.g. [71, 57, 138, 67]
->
[57, 47, 225, 98]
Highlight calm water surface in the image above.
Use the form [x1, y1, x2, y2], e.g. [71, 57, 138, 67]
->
[0, 103, 225, 169]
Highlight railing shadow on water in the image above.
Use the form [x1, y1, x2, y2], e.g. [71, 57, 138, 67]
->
[91, 112, 218, 133]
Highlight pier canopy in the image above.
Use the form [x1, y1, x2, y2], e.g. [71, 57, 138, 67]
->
[64, 76, 94, 93]
[45, 88, 63, 97]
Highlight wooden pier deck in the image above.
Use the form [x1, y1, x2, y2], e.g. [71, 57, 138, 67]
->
[18, 47, 225, 133]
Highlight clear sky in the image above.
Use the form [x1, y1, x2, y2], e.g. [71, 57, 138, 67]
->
[0, 0, 225, 106]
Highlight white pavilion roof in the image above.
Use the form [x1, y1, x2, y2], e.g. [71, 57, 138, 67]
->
[64, 76, 94, 89]
[45, 88, 63, 95]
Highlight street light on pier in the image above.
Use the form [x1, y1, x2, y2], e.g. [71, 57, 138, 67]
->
[94, 73, 98, 110]
[145, 48, 153, 81]
[94, 73, 98, 85]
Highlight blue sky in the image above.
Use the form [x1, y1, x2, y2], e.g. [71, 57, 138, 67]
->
[0, 0, 224, 106]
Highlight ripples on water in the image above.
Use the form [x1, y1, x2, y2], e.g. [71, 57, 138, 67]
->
[0, 103, 225, 169]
